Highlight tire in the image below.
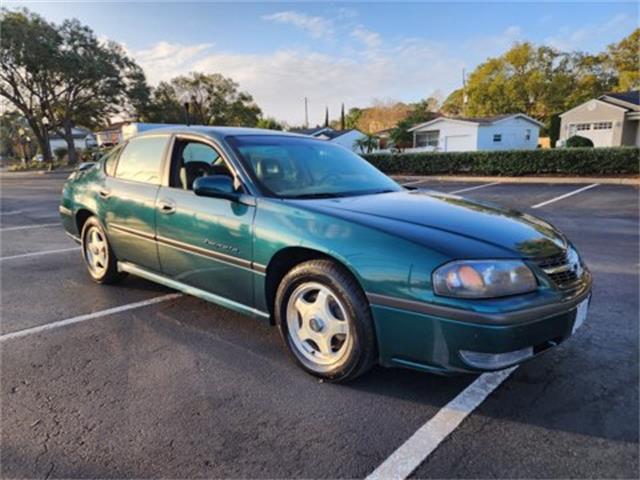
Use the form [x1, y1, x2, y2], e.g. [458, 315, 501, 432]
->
[80, 216, 125, 284]
[275, 259, 377, 383]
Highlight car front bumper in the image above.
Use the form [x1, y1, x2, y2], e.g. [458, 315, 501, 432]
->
[369, 276, 592, 374]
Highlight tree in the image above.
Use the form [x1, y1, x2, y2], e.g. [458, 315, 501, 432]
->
[0, 110, 30, 161]
[0, 9, 60, 162]
[607, 29, 639, 91]
[340, 103, 345, 130]
[344, 107, 362, 129]
[406, 97, 440, 125]
[357, 100, 412, 133]
[256, 117, 283, 130]
[145, 72, 262, 127]
[441, 89, 464, 116]
[354, 133, 379, 154]
[324, 106, 329, 127]
[389, 119, 414, 152]
[442, 42, 617, 132]
[0, 9, 148, 164]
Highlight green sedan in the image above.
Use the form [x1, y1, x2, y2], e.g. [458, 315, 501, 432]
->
[59, 127, 592, 382]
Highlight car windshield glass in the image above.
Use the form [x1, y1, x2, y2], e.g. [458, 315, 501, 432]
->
[227, 135, 401, 198]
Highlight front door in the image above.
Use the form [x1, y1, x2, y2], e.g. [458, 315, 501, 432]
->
[102, 134, 171, 272]
[155, 136, 255, 307]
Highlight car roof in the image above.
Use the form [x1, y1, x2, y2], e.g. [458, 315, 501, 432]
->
[135, 125, 309, 142]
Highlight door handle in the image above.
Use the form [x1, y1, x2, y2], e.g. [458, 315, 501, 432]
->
[158, 199, 176, 214]
[98, 188, 111, 199]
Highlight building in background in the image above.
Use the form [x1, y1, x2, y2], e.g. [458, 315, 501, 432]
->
[408, 114, 542, 152]
[559, 91, 639, 147]
[49, 127, 97, 152]
[289, 127, 367, 152]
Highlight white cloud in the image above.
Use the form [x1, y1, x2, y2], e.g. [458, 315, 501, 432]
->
[132, 36, 463, 124]
[262, 11, 333, 39]
[350, 27, 382, 49]
[463, 25, 524, 59]
[546, 13, 633, 51]
[187, 41, 461, 125]
[134, 41, 214, 83]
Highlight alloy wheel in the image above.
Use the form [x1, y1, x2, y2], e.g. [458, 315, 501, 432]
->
[286, 282, 352, 368]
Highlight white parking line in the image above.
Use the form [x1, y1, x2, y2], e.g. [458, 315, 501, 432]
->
[366, 367, 517, 480]
[449, 182, 501, 195]
[0, 223, 59, 232]
[0, 247, 80, 261]
[0, 210, 23, 216]
[0, 293, 183, 342]
[531, 183, 599, 209]
[402, 179, 430, 187]
[369, 183, 602, 477]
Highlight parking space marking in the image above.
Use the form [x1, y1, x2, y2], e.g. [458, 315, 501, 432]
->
[0, 223, 59, 232]
[402, 179, 431, 186]
[532, 183, 599, 209]
[0, 210, 23, 216]
[0, 247, 80, 261]
[367, 367, 517, 480]
[0, 293, 183, 342]
[449, 182, 501, 195]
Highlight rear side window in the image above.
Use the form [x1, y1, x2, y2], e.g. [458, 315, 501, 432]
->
[103, 146, 123, 177]
[115, 136, 169, 184]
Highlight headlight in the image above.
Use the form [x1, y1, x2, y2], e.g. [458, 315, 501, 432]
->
[433, 260, 537, 299]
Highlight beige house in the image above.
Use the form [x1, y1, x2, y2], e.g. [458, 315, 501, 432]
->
[559, 91, 639, 147]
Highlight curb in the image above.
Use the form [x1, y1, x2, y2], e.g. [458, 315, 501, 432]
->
[393, 175, 640, 186]
[0, 168, 74, 177]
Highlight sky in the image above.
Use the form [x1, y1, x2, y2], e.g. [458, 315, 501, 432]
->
[7, 1, 639, 125]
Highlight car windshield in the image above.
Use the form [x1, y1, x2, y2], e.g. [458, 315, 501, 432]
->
[227, 135, 402, 198]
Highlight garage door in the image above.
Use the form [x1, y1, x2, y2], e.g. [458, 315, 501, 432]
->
[444, 135, 473, 151]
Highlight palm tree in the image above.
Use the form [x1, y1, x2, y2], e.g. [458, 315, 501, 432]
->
[355, 134, 379, 154]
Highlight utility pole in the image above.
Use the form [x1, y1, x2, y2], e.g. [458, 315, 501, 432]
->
[304, 97, 309, 128]
[462, 68, 468, 117]
[324, 106, 329, 128]
[341, 103, 345, 130]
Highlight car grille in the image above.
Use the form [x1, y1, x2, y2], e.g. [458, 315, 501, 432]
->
[533, 250, 582, 291]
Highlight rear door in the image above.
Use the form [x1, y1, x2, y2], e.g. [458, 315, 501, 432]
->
[102, 134, 171, 272]
[155, 135, 256, 306]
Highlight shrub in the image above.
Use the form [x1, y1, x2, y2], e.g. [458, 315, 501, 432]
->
[8, 160, 63, 172]
[53, 146, 68, 161]
[362, 147, 639, 177]
[565, 135, 594, 148]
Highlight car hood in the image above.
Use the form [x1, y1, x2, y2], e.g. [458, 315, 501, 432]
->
[288, 189, 567, 259]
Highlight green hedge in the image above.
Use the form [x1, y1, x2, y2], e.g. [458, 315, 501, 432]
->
[363, 147, 639, 176]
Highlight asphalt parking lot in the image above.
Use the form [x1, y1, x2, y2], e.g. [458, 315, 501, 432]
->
[1, 172, 638, 479]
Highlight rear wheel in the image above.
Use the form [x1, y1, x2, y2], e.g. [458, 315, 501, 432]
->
[275, 259, 377, 382]
[80, 216, 125, 284]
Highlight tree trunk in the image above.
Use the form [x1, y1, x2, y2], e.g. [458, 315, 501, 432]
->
[63, 120, 78, 165]
[25, 118, 53, 164]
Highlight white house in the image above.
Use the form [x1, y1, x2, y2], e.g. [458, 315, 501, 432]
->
[559, 91, 639, 147]
[408, 114, 543, 152]
[290, 127, 367, 152]
[49, 127, 97, 152]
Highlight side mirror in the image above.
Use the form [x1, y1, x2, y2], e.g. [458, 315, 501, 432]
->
[193, 175, 238, 201]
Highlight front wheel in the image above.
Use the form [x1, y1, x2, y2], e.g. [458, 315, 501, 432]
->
[80, 216, 125, 284]
[275, 259, 377, 383]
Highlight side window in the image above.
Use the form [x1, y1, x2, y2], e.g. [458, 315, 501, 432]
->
[115, 136, 169, 184]
[171, 140, 233, 190]
[103, 146, 123, 177]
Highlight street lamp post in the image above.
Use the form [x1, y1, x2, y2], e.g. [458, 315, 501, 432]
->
[42, 116, 52, 169]
[17, 128, 27, 166]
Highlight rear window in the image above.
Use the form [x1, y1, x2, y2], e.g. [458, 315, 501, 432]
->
[115, 136, 169, 184]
